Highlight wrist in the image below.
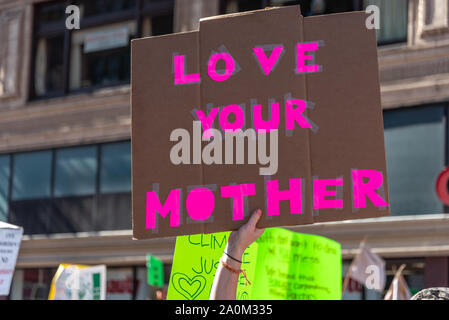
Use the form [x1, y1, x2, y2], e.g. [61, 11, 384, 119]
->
[221, 253, 241, 270]
[225, 243, 244, 261]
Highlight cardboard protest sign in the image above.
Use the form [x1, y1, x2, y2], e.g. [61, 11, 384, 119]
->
[167, 228, 341, 300]
[167, 231, 258, 300]
[0, 222, 23, 296]
[146, 254, 164, 287]
[131, 6, 389, 239]
[48, 264, 106, 300]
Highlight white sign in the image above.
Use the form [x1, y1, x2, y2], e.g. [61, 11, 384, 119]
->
[0, 222, 23, 296]
[84, 27, 129, 53]
[50, 264, 106, 300]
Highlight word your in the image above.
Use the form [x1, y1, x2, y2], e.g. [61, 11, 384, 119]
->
[174, 42, 320, 84]
[194, 99, 311, 136]
[65, 5, 80, 30]
[146, 170, 388, 230]
[170, 99, 312, 175]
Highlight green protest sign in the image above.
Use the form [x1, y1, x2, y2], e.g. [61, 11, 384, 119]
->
[147, 255, 164, 287]
[167, 228, 341, 300]
[251, 228, 341, 300]
[166, 232, 258, 300]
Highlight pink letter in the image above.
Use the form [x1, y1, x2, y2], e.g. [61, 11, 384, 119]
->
[253, 102, 280, 132]
[313, 179, 343, 209]
[195, 108, 219, 139]
[296, 42, 319, 73]
[219, 104, 245, 132]
[266, 179, 302, 216]
[352, 170, 389, 208]
[221, 184, 256, 221]
[186, 188, 215, 221]
[208, 52, 235, 82]
[174, 55, 200, 84]
[253, 46, 284, 76]
[286, 99, 311, 129]
[146, 189, 180, 229]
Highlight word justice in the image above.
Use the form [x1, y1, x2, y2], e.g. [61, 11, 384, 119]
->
[146, 170, 389, 230]
[174, 42, 321, 84]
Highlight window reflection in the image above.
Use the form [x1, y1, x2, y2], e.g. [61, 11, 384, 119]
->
[54, 146, 98, 197]
[0, 155, 10, 221]
[69, 21, 136, 90]
[100, 141, 131, 194]
[32, 0, 174, 99]
[12, 151, 52, 200]
[34, 35, 64, 96]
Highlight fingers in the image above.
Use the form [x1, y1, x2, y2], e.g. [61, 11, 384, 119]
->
[255, 227, 265, 238]
[246, 209, 262, 229]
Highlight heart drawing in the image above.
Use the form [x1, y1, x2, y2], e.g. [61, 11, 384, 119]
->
[171, 273, 207, 300]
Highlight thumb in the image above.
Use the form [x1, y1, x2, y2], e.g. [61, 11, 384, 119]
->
[246, 209, 262, 229]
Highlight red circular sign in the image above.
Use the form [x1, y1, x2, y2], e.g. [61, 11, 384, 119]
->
[436, 167, 449, 205]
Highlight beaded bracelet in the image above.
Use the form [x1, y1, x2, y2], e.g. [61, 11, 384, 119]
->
[220, 259, 251, 286]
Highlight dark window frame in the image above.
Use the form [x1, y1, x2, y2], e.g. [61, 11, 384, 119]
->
[219, 0, 364, 15]
[29, 0, 174, 101]
[3, 139, 131, 234]
[219, 0, 406, 45]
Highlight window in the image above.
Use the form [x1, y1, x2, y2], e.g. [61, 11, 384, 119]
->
[384, 106, 445, 215]
[97, 141, 132, 230]
[100, 141, 131, 194]
[9, 268, 56, 300]
[4, 141, 131, 234]
[34, 35, 65, 96]
[0, 155, 10, 221]
[31, 0, 174, 99]
[221, 0, 360, 16]
[106, 267, 134, 300]
[51, 146, 98, 233]
[221, 0, 265, 13]
[69, 20, 136, 90]
[10, 152, 53, 234]
[221, 0, 408, 44]
[12, 151, 52, 200]
[36, 1, 66, 24]
[54, 146, 98, 197]
[364, 0, 408, 44]
[73, 0, 136, 18]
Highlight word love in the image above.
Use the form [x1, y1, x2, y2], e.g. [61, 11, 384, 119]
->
[174, 42, 320, 84]
[146, 170, 389, 230]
